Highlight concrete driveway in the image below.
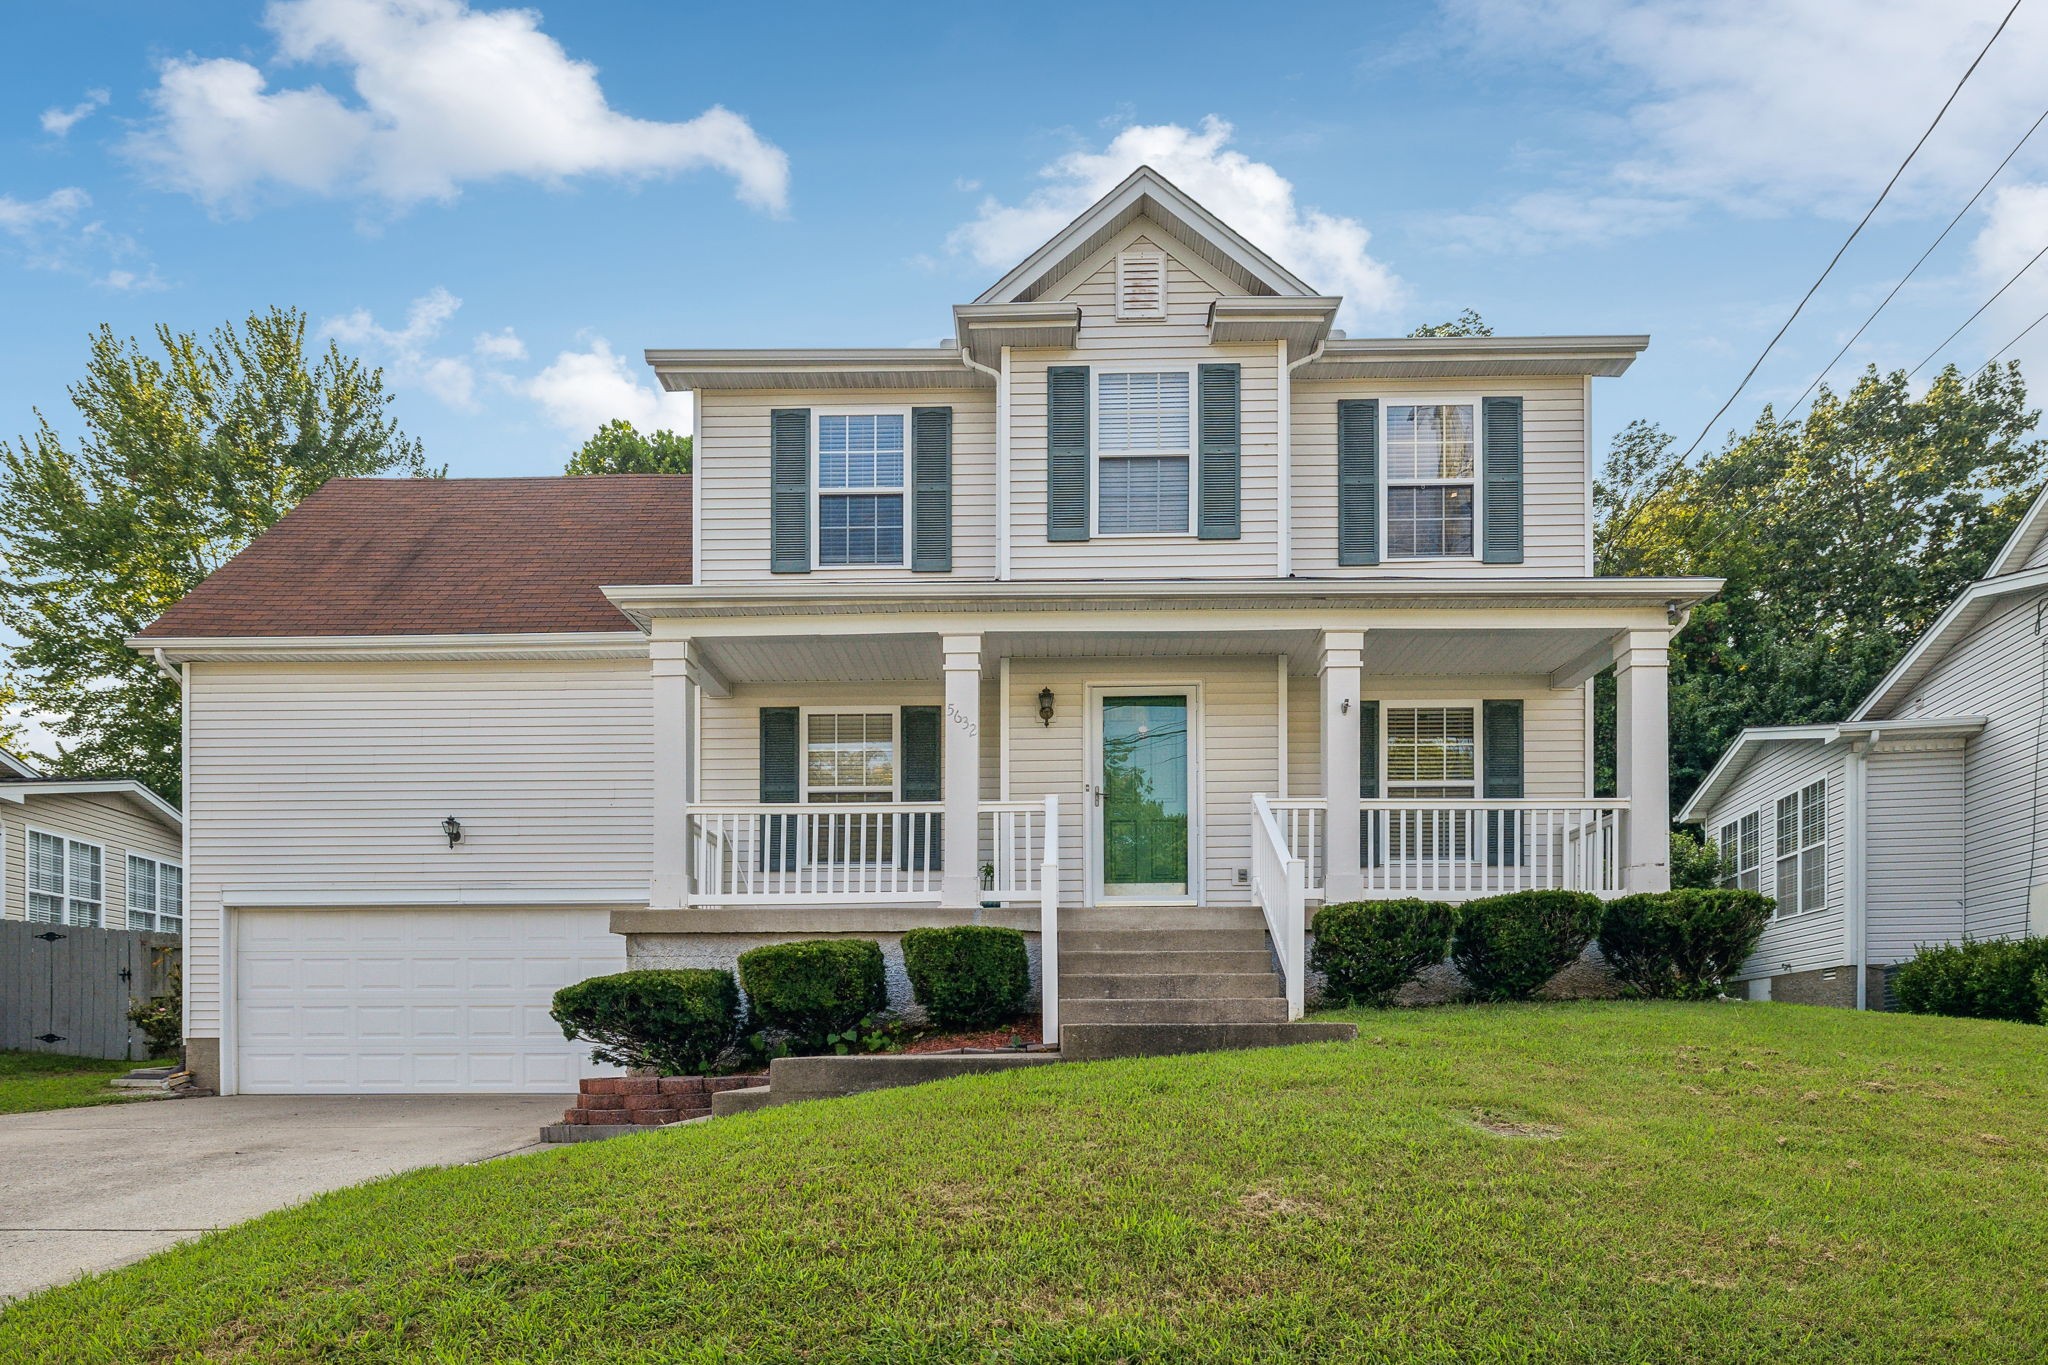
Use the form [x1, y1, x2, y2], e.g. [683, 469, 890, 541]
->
[0, 1093, 569, 1301]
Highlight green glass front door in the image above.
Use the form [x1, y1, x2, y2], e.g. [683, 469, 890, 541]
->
[1100, 694, 1190, 899]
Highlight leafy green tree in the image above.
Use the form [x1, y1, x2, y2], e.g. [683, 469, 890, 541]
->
[563, 420, 692, 475]
[0, 307, 432, 801]
[1409, 310, 1493, 338]
[1596, 362, 2043, 809]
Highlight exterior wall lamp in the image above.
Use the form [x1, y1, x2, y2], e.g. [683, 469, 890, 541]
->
[441, 816, 464, 848]
[1038, 688, 1056, 727]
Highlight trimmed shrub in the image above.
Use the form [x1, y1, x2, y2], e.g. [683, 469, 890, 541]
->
[550, 968, 742, 1075]
[1451, 889, 1604, 1002]
[738, 939, 888, 1049]
[1311, 899, 1456, 1007]
[1599, 889, 1774, 999]
[1669, 829, 1732, 890]
[901, 925, 1030, 1029]
[1895, 937, 2048, 1024]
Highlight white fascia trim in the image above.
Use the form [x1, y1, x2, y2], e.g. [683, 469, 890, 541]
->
[0, 749, 39, 779]
[223, 888, 650, 910]
[0, 779, 182, 831]
[1678, 716, 1989, 823]
[129, 630, 651, 664]
[1849, 563, 2048, 720]
[1987, 484, 2048, 576]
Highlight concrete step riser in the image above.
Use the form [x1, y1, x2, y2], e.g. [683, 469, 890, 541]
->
[1061, 907, 1268, 931]
[1061, 928, 1272, 953]
[1060, 972, 1282, 1001]
[1059, 1021, 1359, 1061]
[1059, 949, 1276, 975]
[1061, 997, 1291, 1025]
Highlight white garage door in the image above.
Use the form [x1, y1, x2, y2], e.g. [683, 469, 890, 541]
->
[234, 908, 627, 1094]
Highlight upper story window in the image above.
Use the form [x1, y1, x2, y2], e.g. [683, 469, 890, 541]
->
[816, 413, 905, 566]
[1096, 370, 1192, 535]
[127, 854, 183, 933]
[28, 828, 103, 927]
[1718, 812, 1762, 892]
[1386, 403, 1477, 559]
[1386, 705, 1477, 799]
[1773, 780, 1826, 916]
[1115, 250, 1166, 319]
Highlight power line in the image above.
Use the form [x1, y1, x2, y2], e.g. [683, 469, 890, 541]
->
[1788, 103, 2048, 418]
[1908, 238, 2048, 377]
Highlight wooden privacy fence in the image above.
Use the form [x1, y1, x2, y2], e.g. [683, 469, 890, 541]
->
[0, 920, 180, 1061]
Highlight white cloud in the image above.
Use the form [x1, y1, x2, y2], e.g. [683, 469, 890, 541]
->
[472, 325, 525, 361]
[947, 115, 1404, 325]
[0, 187, 91, 237]
[1438, 189, 1693, 252]
[323, 286, 480, 408]
[40, 89, 110, 138]
[523, 337, 693, 438]
[127, 0, 790, 215]
[1440, 0, 2048, 247]
[0, 187, 160, 285]
[98, 266, 167, 292]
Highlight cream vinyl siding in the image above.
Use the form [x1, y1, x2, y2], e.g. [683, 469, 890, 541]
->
[1704, 739, 1850, 978]
[696, 387, 997, 584]
[1290, 376, 1591, 575]
[0, 793, 180, 925]
[1892, 588, 2048, 940]
[1865, 743, 1967, 961]
[182, 659, 653, 1039]
[1009, 227, 1280, 578]
[697, 683, 946, 805]
[1283, 674, 1589, 800]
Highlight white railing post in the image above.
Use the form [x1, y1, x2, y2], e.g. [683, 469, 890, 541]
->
[1251, 794, 1308, 1021]
[1039, 794, 1060, 1036]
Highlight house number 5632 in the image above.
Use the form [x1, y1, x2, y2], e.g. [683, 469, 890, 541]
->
[948, 703, 979, 738]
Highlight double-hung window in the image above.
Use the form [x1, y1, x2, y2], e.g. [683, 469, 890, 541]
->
[28, 829, 103, 927]
[1385, 403, 1477, 559]
[127, 854, 184, 933]
[1096, 370, 1192, 535]
[803, 711, 896, 862]
[816, 414, 906, 566]
[1718, 813, 1762, 892]
[1773, 781, 1826, 916]
[1384, 706, 1478, 861]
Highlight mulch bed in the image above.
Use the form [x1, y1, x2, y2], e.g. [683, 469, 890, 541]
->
[896, 1016, 1043, 1053]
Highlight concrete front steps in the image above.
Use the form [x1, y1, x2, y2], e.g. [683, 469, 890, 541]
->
[708, 1051, 1059, 1117]
[1056, 904, 1357, 1059]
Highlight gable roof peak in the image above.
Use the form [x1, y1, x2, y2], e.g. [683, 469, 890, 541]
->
[974, 164, 1321, 306]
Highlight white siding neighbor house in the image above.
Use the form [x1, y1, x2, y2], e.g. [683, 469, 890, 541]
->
[0, 748, 183, 933]
[135, 167, 1719, 1094]
[1680, 487, 2048, 1008]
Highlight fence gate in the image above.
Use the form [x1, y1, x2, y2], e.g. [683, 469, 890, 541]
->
[0, 920, 180, 1061]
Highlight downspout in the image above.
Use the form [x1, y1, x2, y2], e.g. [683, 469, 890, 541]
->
[958, 342, 1009, 580]
[1282, 339, 1330, 580]
[1848, 732, 1871, 1010]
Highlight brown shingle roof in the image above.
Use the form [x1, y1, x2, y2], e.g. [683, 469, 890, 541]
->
[135, 476, 691, 639]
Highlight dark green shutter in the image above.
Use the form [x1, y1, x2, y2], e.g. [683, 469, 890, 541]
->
[1358, 699, 1381, 867]
[1481, 397, 1524, 564]
[1338, 399, 1379, 566]
[758, 707, 800, 872]
[911, 407, 953, 572]
[1197, 363, 1241, 540]
[1047, 365, 1090, 542]
[1483, 699, 1524, 867]
[769, 409, 811, 573]
[899, 705, 942, 871]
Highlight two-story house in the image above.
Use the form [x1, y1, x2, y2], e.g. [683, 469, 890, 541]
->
[134, 168, 1718, 1094]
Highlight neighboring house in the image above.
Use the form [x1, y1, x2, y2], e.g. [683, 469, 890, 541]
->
[0, 748, 184, 933]
[133, 167, 1718, 1095]
[1680, 488, 2048, 1008]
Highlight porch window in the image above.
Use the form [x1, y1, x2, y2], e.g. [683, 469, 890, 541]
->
[1773, 781, 1826, 916]
[28, 829, 102, 928]
[804, 712, 896, 803]
[1718, 812, 1761, 892]
[1385, 706, 1477, 799]
[127, 854, 184, 933]
[1096, 370, 1192, 535]
[816, 414, 905, 566]
[1385, 403, 1477, 559]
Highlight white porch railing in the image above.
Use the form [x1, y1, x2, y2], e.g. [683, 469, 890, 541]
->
[1359, 801, 1628, 899]
[978, 796, 1062, 1032]
[688, 803, 945, 905]
[1267, 799, 1327, 895]
[1251, 794, 1308, 1020]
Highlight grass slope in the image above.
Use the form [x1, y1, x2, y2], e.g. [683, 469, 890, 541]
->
[0, 1051, 155, 1115]
[4, 1003, 2045, 1362]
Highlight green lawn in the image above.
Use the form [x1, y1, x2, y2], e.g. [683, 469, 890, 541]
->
[5, 1003, 2046, 1362]
[0, 1051, 160, 1116]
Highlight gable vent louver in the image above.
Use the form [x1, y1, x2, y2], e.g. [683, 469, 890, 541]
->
[1116, 249, 1167, 320]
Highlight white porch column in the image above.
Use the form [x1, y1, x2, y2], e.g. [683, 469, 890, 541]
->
[649, 637, 697, 910]
[1320, 629, 1366, 903]
[1614, 629, 1671, 892]
[941, 633, 984, 909]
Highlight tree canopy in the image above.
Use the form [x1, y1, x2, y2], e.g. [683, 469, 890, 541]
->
[563, 420, 692, 475]
[1596, 361, 2044, 807]
[1409, 310, 1493, 338]
[0, 306, 433, 801]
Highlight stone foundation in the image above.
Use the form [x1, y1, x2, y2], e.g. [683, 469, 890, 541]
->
[183, 1036, 221, 1092]
[1740, 965, 1889, 1009]
[558, 1073, 766, 1127]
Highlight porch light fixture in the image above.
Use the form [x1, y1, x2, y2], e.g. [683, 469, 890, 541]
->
[1038, 688, 1056, 727]
[441, 816, 463, 848]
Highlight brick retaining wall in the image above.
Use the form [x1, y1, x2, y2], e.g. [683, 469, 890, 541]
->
[559, 1074, 766, 1127]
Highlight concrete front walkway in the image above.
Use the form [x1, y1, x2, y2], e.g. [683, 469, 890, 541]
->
[0, 1093, 568, 1301]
